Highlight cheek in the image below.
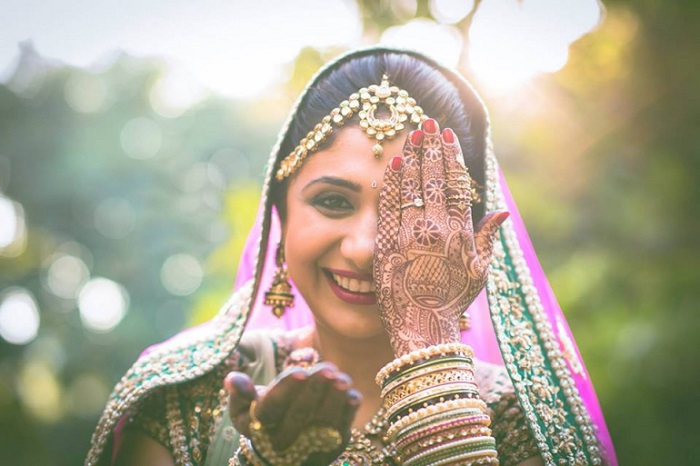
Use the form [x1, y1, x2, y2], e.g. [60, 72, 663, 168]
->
[283, 206, 335, 281]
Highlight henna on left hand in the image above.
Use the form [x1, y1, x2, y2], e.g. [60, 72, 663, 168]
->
[374, 120, 509, 356]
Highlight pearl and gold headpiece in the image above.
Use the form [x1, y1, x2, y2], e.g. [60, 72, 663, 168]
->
[275, 74, 430, 181]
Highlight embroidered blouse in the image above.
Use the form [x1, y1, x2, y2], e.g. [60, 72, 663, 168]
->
[122, 331, 539, 466]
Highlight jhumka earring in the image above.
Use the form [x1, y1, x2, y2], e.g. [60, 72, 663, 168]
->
[264, 243, 295, 318]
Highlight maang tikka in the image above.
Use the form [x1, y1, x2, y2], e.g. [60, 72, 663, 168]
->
[264, 243, 295, 318]
[276, 74, 428, 181]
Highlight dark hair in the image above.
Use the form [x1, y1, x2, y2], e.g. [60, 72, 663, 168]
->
[272, 51, 486, 223]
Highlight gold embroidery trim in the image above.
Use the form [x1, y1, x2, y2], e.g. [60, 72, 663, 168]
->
[484, 144, 602, 466]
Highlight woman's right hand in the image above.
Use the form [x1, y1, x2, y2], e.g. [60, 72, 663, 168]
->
[225, 363, 360, 465]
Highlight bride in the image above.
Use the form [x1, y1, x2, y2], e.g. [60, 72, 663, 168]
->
[87, 48, 616, 466]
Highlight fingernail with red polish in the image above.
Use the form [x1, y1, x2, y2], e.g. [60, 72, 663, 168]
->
[409, 129, 423, 145]
[422, 118, 438, 134]
[497, 211, 511, 226]
[443, 128, 455, 144]
[390, 156, 402, 171]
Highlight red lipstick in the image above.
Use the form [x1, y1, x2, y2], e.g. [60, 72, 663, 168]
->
[324, 269, 377, 306]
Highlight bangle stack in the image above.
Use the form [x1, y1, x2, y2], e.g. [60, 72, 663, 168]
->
[377, 344, 499, 465]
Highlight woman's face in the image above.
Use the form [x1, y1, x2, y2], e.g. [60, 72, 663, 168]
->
[282, 126, 408, 340]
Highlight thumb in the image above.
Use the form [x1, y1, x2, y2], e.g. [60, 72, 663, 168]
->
[474, 210, 509, 265]
[226, 371, 258, 437]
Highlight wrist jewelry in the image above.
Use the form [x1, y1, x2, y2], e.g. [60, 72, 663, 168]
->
[377, 344, 499, 466]
[376, 343, 475, 386]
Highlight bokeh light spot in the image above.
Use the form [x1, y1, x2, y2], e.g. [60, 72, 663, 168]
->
[78, 278, 129, 333]
[180, 163, 211, 193]
[17, 360, 62, 423]
[65, 373, 110, 418]
[120, 117, 162, 159]
[149, 68, 206, 118]
[160, 254, 203, 296]
[94, 197, 136, 239]
[0, 289, 40, 345]
[0, 195, 27, 257]
[64, 73, 109, 113]
[46, 254, 89, 299]
[430, 0, 475, 25]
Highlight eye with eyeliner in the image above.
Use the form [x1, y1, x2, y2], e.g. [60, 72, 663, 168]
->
[310, 192, 354, 215]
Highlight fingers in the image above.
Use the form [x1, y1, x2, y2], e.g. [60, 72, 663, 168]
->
[474, 210, 510, 272]
[442, 127, 474, 233]
[255, 368, 307, 429]
[225, 371, 258, 437]
[231, 364, 359, 456]
[340, 388, 362, 434]
[420, 119, 447, 220]
[398, 130, 423, 227]
[311, 372, 354, 431]
[376, 154, 403, 261]
[274, 363, 337, 449]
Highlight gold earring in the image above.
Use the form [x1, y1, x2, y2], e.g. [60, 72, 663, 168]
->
[264, 243, 295, 318]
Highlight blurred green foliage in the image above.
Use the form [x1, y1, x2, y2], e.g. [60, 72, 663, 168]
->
[0, 1, 698, 465]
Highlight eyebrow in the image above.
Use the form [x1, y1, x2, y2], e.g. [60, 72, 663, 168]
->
[302, 176, 362, 193]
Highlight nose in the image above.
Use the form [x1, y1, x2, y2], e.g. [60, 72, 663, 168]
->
[340, 210, 376, 272]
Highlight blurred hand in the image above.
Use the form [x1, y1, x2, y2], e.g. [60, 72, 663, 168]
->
[225, 363, 360, 465]
[374, 119, 509, 356]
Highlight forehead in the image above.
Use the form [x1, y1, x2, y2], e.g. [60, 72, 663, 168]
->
[289, 126, 408, 185]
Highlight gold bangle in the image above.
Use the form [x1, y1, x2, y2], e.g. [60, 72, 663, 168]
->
[385, 383, 480, 421]
[376, 343, 474, 386]
[386, 398, 489, 440]
[389, 406, 492, 444]
[383, 369, 477, 407]
[236, 436, 264, 466]
[381, 361, 475, 397]
[401, 425, 493, 456]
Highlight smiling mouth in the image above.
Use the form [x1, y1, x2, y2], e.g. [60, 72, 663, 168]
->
[326, 270, 376, 293]
[323, 269, 377, 305]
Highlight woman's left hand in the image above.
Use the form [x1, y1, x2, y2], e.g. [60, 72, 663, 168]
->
[374, 119, 509, 356]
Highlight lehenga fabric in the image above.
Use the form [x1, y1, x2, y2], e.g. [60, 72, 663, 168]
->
[86, 47, 617, 466]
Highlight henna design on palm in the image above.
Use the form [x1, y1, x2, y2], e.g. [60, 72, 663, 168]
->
[374, 123, 508, 356]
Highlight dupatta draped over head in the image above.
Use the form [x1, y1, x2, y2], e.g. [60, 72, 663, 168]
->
[86, 47, 616, 466]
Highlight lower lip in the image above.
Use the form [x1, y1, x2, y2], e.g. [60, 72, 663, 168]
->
[325, 273, 377, 305]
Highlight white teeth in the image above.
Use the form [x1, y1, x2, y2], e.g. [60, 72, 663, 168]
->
[331, 273, 374, 294]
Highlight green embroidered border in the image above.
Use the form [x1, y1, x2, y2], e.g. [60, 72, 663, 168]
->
[484, 146, 602, 466]
[85, 281, 254, 466]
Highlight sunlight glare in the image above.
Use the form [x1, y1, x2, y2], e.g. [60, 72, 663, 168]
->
[2, 0, 362, 98]
[430, 0, 475, 25]
[380, 19, 463, 68]
[469, 0, 603, 93]
[149, 68, 207, 118]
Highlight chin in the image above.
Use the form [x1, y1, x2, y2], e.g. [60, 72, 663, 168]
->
[313, 306, 386, 341]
